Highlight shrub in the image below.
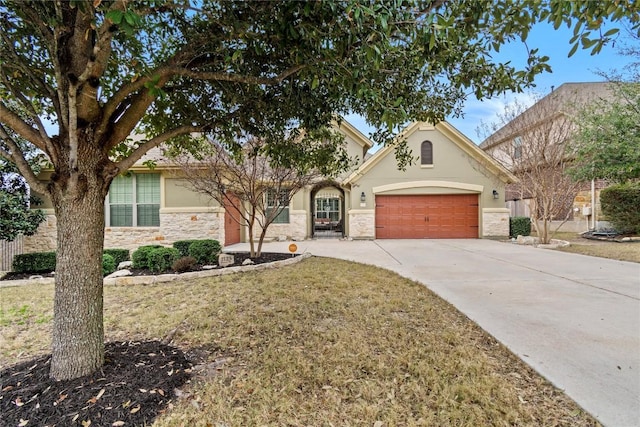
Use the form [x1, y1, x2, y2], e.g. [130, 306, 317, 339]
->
[188, 239, 222, 264]
[600, 182, 640, 234]
[102, 254, 116, 277]
[510, 216, 531, 237]
[148, 247, 181, 273]
[172, 256, 197, 273]
[103, 248, 130, 266]
[172, 240, 199, 257]
[12, 251, 56, 273]
[131, 245, 164, 269]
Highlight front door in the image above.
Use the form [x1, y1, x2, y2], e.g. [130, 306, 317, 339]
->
[224, 194, 242, 246]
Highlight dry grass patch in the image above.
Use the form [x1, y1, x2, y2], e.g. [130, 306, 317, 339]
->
[550, 232, 640, 263]
[1, 258, 599, 426]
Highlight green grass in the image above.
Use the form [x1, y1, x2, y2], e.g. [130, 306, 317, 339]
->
[1, 258, 599, 426]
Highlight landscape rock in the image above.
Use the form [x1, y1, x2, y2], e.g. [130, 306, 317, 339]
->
[242, 258, 255, 265]
[516, 235, 538, 245]
[29, 275, 43, 280]
[202, 265, 217, 270]
[117, 260, 133, 270]
[218, 253, 234, 267]
[106, 269, 132, 279]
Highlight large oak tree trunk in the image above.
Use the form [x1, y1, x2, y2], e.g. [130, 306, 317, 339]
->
[48, 138, 112, 380]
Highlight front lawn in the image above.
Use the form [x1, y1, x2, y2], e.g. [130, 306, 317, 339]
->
[550, 232, 640, 263]
[1, 257, 598, 426]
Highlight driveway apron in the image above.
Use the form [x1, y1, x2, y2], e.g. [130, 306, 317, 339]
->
[226, 239, 640, 427]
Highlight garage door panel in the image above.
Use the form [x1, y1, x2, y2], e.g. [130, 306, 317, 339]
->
[375, 194, 478, 239]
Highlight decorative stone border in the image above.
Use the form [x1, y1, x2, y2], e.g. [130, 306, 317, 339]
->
[0, 252, 312, 288]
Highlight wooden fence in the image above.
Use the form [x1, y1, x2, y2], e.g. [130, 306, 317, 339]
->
[1, 236, 23, 271]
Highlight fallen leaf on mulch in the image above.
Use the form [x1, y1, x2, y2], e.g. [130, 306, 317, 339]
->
[1, 341, 191, 427]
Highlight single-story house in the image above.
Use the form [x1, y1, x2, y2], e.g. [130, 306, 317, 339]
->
[23, 119, 515, 253]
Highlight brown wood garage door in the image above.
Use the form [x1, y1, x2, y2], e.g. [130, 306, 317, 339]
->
[375, 194, 479, 239]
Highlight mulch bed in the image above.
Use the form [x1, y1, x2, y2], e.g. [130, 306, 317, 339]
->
[2, 251, 297, 281]
[0, 341, 191, 427]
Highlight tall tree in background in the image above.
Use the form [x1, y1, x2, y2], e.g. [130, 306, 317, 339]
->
[0, 157, 45, 241]
[1, 0, 638, 380]
[569, 34, 640, 184]
[479, 95, 585, 244]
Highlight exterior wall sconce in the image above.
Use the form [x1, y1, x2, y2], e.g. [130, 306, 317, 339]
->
[492, 189, 499, 199]
[360, 191, 366, 202]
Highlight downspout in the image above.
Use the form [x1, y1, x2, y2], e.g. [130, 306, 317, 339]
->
[591, 179, 596, 230]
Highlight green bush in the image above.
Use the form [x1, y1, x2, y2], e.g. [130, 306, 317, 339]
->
[188, 239, 222, 264]
[600, 182, 640, 234]
[148, 247, 181, 273]
[102, 253, 116, 277]
[103, 248, 130, 266]
[172, 240, 199, 257]
[12, 251, 56, 273]
[172, 256, 197, 273]
[131, 245, 164, 269]
[510, 216, 531, 237]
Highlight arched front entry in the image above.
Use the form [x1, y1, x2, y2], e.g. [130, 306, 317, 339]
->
[310, 181, 345, 239]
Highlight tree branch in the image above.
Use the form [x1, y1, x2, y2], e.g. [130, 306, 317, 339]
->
[0, 126, 48, 195]
[98, 75, 155, 140]
[114, 125, 203, 172]
[99, 60, 305, 142]
[168, 64, 306, 86]
[0, 104, 48, 152]
[0, 77, 59, 163]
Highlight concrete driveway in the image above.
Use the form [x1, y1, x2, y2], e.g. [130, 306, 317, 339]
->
[227, 239, 640, 427]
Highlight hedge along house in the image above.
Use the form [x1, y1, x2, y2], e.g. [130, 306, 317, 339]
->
[22, 119, 514, 255]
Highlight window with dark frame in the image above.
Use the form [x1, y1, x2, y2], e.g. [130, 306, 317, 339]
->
[266, 188, 290, 224]
[421, 140, 433, 165]
[107, 173, 160, 227]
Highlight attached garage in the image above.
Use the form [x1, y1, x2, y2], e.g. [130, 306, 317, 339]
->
[375, 194, 479, 239]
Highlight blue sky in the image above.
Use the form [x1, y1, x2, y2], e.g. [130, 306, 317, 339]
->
[346, 20, 636, 146]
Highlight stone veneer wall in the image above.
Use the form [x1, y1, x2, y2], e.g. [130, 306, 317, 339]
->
[158, 208, 225, 245]
[482, 208, 510, 237]
[348, 209, 375, 239]
[22, 208, 226, 254]
[262, 210, 308, 241]
[23, 212, 57, 253]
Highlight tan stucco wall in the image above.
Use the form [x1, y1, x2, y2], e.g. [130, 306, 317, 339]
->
[343, 133, 368, 168]
[348, 124, 508, 238]
[164, 178, 217, 208]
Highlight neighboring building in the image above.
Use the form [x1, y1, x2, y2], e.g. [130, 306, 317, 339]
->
[479, 82, 615, 232]
[24, 119, 515, 253]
